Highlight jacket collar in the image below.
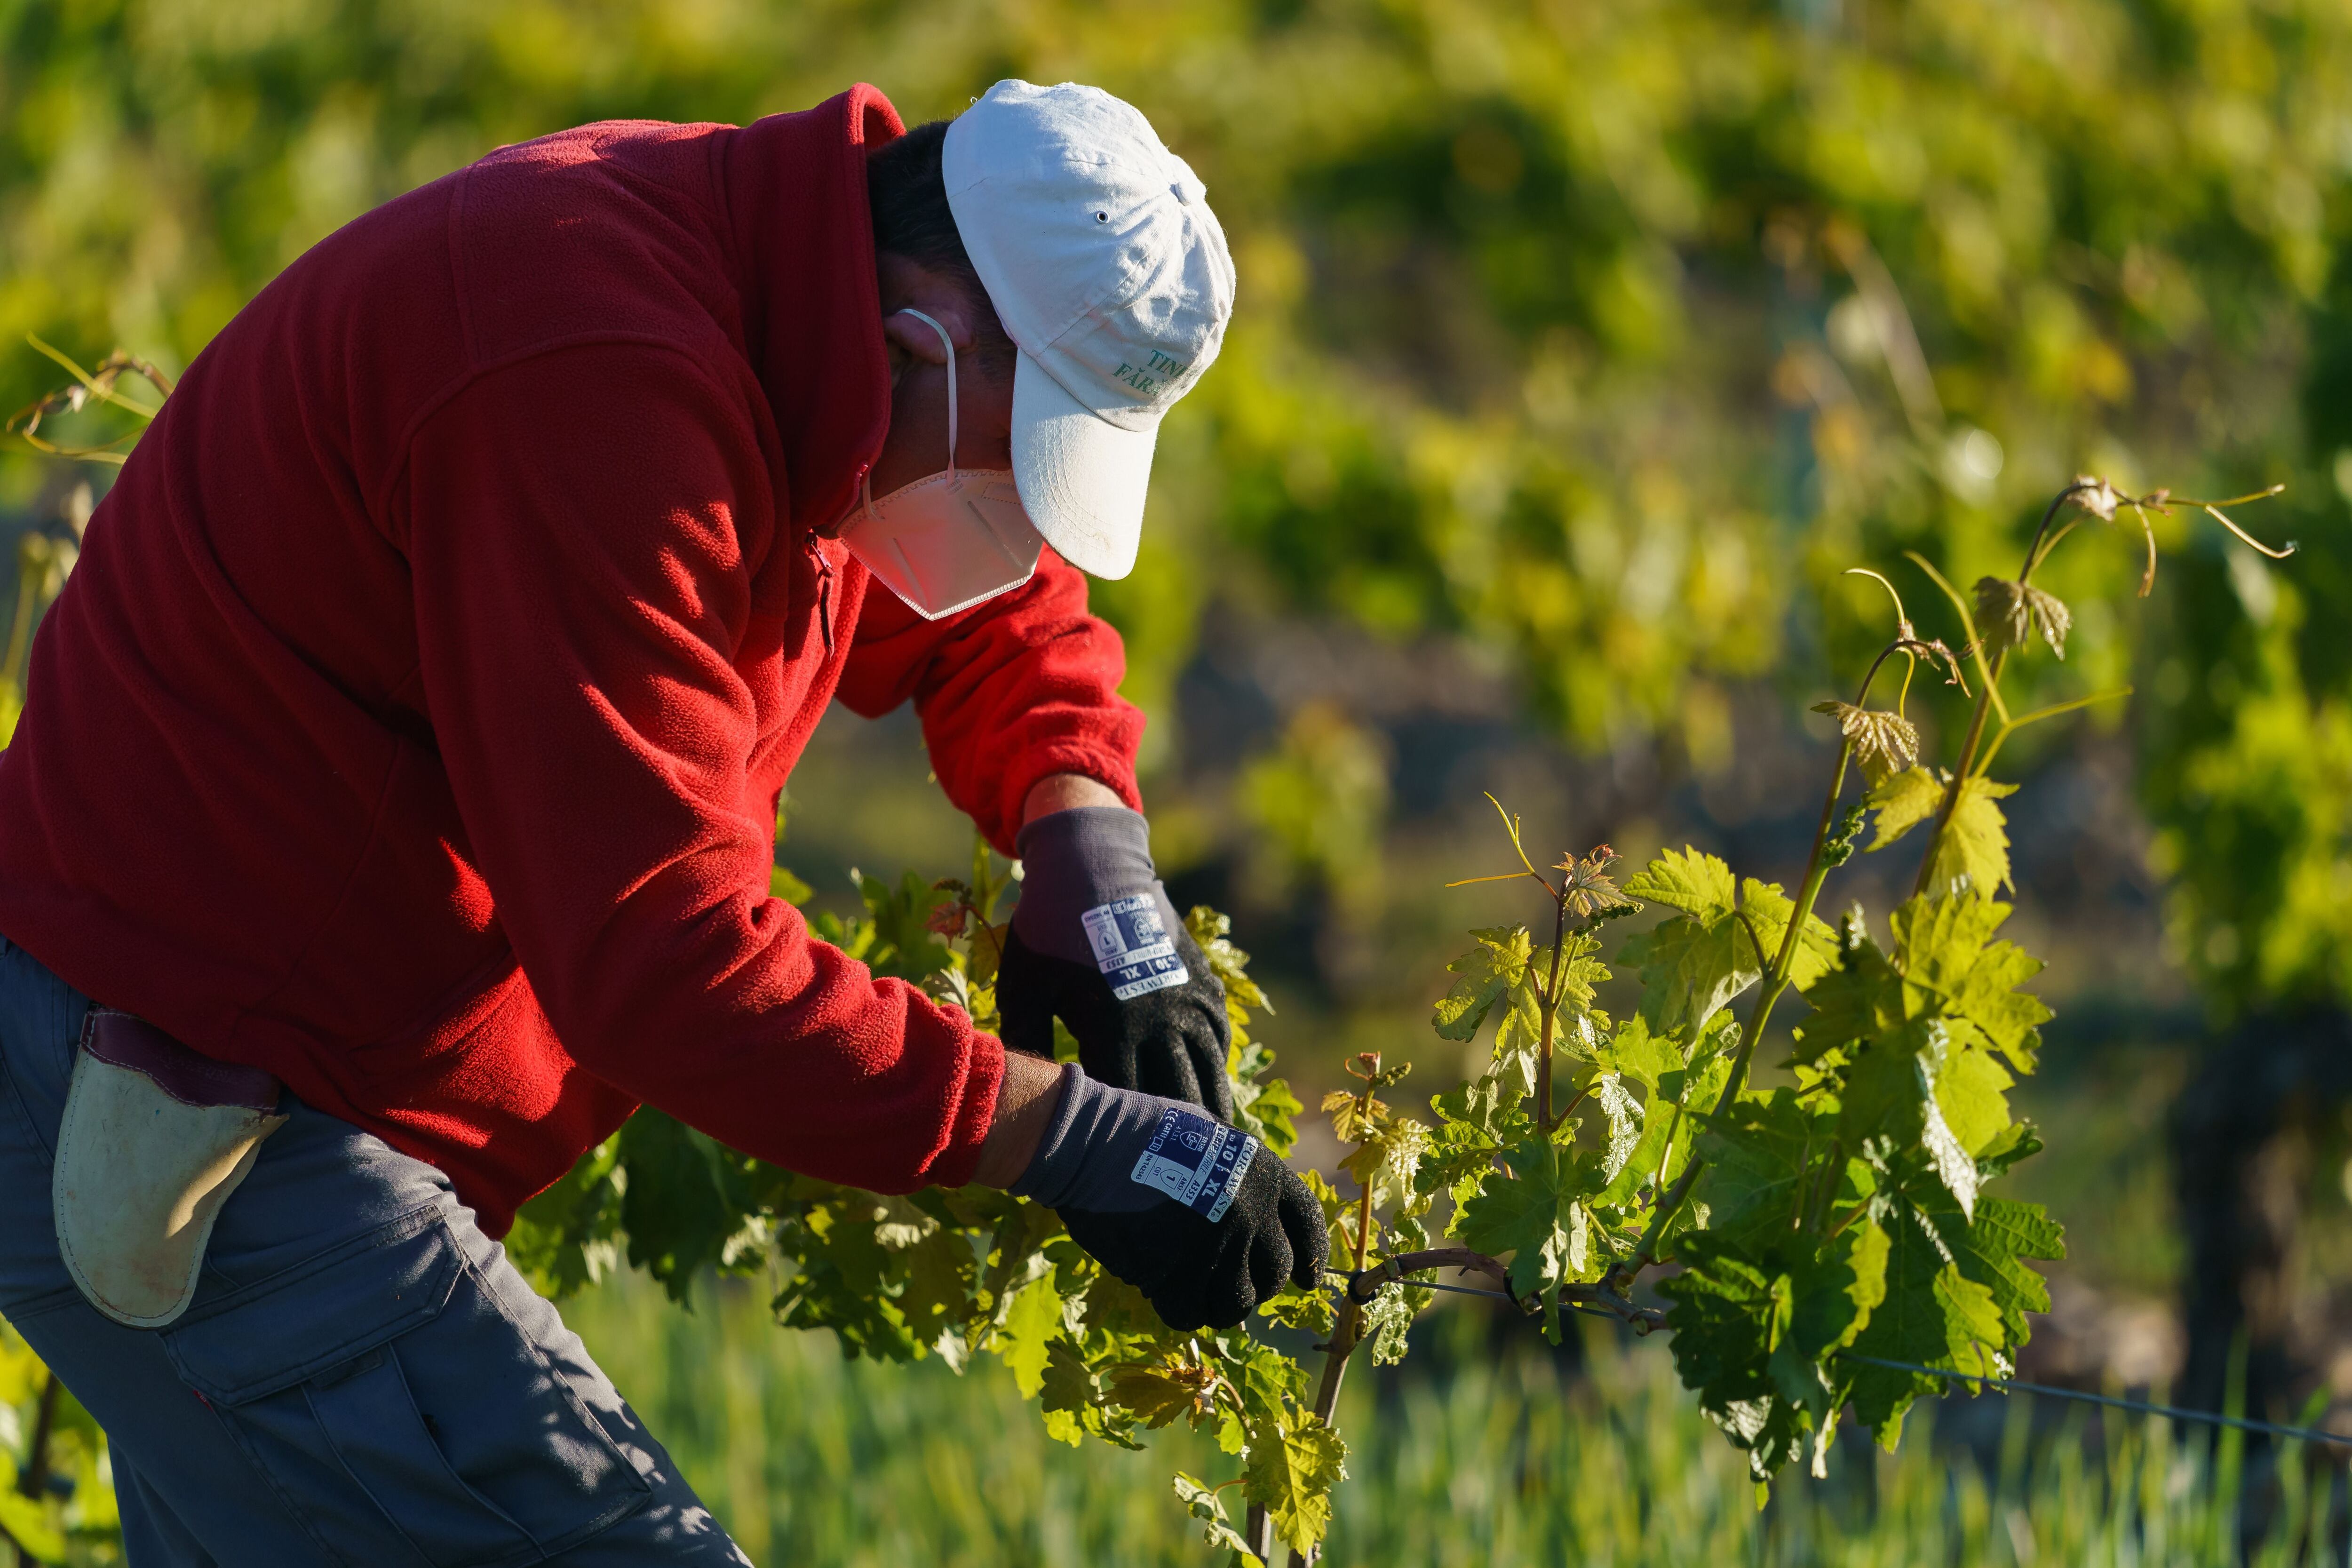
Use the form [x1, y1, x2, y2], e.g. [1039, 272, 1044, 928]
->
[717, 85, 902, 539]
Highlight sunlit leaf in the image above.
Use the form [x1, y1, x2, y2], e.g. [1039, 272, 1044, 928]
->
[1243, 1405, 1348, 1557]
[993, 1272, 1064, 1400]
[1431, 924, 1533, 1040]
[1618, 850, 1836, 1039]
[1866, 771, 2018, 897]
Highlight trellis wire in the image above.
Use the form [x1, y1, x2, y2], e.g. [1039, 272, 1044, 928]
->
[1838, 1353, 2352, 1453]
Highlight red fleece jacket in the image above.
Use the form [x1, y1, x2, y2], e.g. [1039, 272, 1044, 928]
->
[0, 86, 1146, 1234]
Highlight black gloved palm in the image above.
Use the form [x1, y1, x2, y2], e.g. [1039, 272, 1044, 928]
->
[1059, 1155, 1327, 1331]
[998, 921, 1236, 1120]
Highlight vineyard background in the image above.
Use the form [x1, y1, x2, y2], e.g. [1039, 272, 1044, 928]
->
[5, 0, 2352, 1560]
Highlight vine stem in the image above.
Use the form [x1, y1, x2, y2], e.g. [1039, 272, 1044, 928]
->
[17, 1374, 56, 1504]
[1906, 647, 2006, 902]
[10, 1371, 59, 1567]
[1534, 892, 1570, 1134]
[1284, 1073, 1385, 1567]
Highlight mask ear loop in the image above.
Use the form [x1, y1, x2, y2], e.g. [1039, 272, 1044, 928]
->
[863, 307, 960, 521]
[892, 307, 958, 487]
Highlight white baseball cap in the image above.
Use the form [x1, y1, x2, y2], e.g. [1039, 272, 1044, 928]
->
[943, 80, 1235, 580]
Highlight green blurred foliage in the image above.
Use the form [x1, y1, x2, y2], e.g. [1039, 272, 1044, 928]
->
[0, 1316, 119, 1565]
[2, 0, 2348, 1011]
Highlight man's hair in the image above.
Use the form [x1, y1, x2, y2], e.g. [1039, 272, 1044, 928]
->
[867, 120, 1016, 381]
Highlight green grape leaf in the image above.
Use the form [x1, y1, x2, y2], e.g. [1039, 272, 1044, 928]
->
[1792, 1219, 1891, 1363]
[1974, 1120, 2044, 1180]
[1948, 1195, 2066, 1342]
[1845, 1198, 2026, 1447]
[506, 1135, 622, 1299]
[1258, 1277, 1339, 1336]
[973, 1197, 1060, 1338]
[1791, 929, 1902, 1065]
[1172, 1473, 1261, 1563]
[1838, 1023, 1979, 1219]
[1430, 1070, 1526, 1146]
[1865, 766, 1946, 850]
[1038, 1338, 1121, 1449]
[1890, 895, 2051, 1072]
[1656, 1239, 1809, 1477]
[1598, 1054, 1725, 1206]
[1661, 1220, 1891, 1479]
[1935, 1043, 2015, 1162]
[1339, 1115, 1431, 1210]
[850, 867, 957, 982]
[1244, 1405, 1348, 1558]
[614, 1110, 768, 1300]
[769, 863, 814, 906]
[1075, 1264, 1174, 1348]
[1454, 1136, 1597, 1297]
[1360, 1276, 1430, 1366]
[1107, 1356, 1219, 1431]
[1322, 1089, 1386, 1144]
[1230, 1044, 1304, 1159]
[1512, 931, 1609, 1030]
[869, 1193, 941, 1250]
[1227, 1332, 1313, 1417]
[1592, 1071, 1645, 1186]
[1297, 1167, 1355, 1261]
[1615, 914, 1754, 1039]
[1618, 850, 1837, 1039]
[1431, 925, 1533, 1040]
[1623, 845, 1740, 915]
[1188, 905, 1274, 1025]
[1691, 1090, 1823, 1256]
[1419, 1112, 1505, 1221]
[896, 1227, 978, 1345]
[1601, 1012, 1681, 1092]
[1868, 771, 2019, 897]
[994, 1272, 1064, 1399]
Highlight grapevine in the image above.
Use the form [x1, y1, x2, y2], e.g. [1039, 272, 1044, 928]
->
[503, 476, 2292, 1565]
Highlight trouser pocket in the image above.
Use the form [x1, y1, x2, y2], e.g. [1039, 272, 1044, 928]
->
[164, 1206, 651, 1568]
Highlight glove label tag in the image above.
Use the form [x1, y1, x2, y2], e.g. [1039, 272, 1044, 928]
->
[1130, 1106, 1259, 1223]
[1081, 894, 1189, 1002]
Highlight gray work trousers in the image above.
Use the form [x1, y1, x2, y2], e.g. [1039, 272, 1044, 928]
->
[0, 932, 753, 1566]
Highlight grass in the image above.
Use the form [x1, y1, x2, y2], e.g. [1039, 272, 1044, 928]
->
[562, 1270, 2352, 1568]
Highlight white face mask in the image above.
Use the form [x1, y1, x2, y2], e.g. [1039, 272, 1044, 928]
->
[838, 308, 1045, 621]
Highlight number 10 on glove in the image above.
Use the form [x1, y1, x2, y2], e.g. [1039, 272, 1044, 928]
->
[1130, 1106, 1257, 1223]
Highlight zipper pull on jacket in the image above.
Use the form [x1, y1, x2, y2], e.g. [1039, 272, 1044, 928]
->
[805, 532, 835, 653]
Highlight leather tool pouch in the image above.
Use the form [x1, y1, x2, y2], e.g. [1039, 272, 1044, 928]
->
[53, 1010, 289, 1329]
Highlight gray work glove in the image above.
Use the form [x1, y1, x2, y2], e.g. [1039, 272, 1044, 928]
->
[1013, 1064, 1326, 1330]
[999, 806, 1235, 1120]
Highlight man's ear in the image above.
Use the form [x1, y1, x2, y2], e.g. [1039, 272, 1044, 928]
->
[882, 310, 954, 368]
